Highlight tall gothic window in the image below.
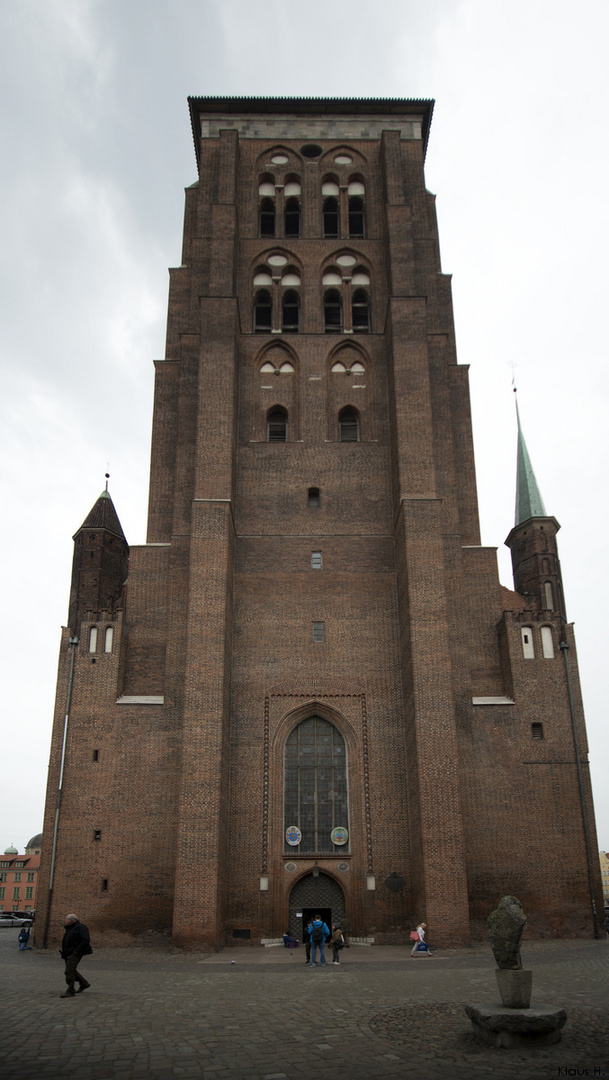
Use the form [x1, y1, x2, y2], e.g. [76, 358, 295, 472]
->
[324, 289, 343, 333]
[254, 289, 272, 333]
[284, 716, 349, 854]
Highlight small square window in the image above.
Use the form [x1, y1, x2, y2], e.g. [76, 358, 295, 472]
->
[101, 878, 109, 892]
[312, 622, 325, 642]
[311, 552, 322, 570]
[531, 722, 544, 740]
[308, 487, 320, 507]
[93, 830, 102, 842]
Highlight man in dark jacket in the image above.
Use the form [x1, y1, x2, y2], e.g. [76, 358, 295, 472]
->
[60, 914, 92, 997]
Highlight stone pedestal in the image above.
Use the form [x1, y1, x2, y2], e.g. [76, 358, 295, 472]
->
[465, 1004, 567, 1048]
[495, 968, 532, 1008]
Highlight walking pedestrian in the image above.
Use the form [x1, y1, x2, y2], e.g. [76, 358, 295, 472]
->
[330, 925, 344, 964]
[59, 914, 93, 997]
[339, 913, 351, 947]
[410, 921, 433, 956]
[308, 914, 330, 967]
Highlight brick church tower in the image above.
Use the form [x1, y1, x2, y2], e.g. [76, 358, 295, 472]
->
[38, 98, 603, 950]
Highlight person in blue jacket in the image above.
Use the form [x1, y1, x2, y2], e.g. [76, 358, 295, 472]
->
[308, 914, 330, 967]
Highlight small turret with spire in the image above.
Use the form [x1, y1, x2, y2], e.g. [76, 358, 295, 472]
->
[67, 476, 129, 634]
[505, 394, 566, 620]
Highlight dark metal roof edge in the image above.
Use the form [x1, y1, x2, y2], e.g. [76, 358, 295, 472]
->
[187, 96, 435, 169]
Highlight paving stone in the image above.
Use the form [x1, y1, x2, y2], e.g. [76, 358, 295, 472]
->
[1, 935, 608, 1080]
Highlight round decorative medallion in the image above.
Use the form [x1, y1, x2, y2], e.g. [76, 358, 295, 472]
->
[336, 862, 350, 872]
[331, 826, 349, 845]
[285, 862, 298, 872]
[285, 825, 302, 846]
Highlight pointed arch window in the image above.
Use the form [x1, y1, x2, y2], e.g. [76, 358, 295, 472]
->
[282, 290, 300, 333]
[284, 716, 349, 854]
[267, 408, 288, 442]
[339, 407, 360, 443]
[324, 289, 343, 333]
[254, 289, 272, 333]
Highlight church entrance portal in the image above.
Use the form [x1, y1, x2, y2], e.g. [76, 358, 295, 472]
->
[288, 872, 345, 943]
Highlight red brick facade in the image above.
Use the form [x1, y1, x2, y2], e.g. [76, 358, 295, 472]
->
[37, 98, 603, 951]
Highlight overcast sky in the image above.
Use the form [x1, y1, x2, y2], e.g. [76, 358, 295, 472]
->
[1, 0, 608, 863]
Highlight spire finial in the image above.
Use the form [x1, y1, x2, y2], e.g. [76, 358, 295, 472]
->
[105, 471, 110, 492]
[514, 393, 547, 525]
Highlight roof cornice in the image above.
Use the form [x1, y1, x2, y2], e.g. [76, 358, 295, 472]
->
[187, 95, 435, 169]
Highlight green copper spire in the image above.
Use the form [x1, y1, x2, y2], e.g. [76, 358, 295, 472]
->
[514, 396, 547, 525]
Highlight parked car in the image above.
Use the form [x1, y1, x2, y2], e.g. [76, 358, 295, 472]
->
[0, 913, 33, 927]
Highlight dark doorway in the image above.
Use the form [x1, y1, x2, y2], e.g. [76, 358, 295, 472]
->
[288, 872, 345, 943]
[300, 907, 332, 943]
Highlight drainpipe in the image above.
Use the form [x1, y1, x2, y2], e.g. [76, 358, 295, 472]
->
[560, 640, 599, 938]
[42, 635, 79, 948]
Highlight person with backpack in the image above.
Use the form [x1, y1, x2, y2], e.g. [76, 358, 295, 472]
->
[330, 925, 344, 964]
[308, 914, 330, 967]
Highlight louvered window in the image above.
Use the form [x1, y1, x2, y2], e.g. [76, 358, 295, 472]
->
[254, 290, 272, 333]
[324, 290, 342, 333]
[339, 408, 360, 442]
[282, 290, 299, 333]
[259, 198, 275, 238]
[323, 197, 339, 237]
[284, 198, 300, 238]
[267, 410, 288, 442]
[348, 195, 365, 237]
[352, 289, 370, 333]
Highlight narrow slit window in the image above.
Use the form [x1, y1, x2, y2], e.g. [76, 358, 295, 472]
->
[88, 627, 98, 653]
[267, 409, 288, 442]
[324, 289, 342, 333]
[259, 198, 275, 238]
[348, 195, 365, 237]
[92, 749, 99, 762]
[531, 722, 544, 739]
[311, 551, 323, 570]
[323, 196, 339, 238]
[93, 830, 102, 842]
[308, 487, 320, 507]
[254, 289, 272, 333]
[339, 407, 360, 443]
[544, 581, 554, 610]
[101, 878, 108, 892]
[104, 626, 114, 653]
[312, 621, 325, 642]
[284, 198, 300, 238]
[282, 290, 299, 333]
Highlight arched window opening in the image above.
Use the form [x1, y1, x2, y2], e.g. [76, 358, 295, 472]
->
[254, 289, 272, 333]
[282, 290, 300, 333]
[88, 626, 98, 653]
[284, 197, 300, 238]
[324, 289, 342, 333]
[323, 197, 339, 238]
[284, 716, 349, 854]
[352, 288, 370, 332]
[348, 195, 365, 238]
[259, 198, 275, 238]
[521, 626, 535, 659]
[280, 289, 300, 330]
[267, 408, 288, 442]
[541, 626, 555, 659]
[308, 487, 320, 507]
[104, 626, 114, 653]
[544, 581, 554, 610]
[339, 407, 360, 443]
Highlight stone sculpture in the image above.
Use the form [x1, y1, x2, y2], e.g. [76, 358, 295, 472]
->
[487, 895, 526, 970]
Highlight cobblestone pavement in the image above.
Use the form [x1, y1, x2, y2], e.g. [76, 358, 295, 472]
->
[0, 929, 607, 1080]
